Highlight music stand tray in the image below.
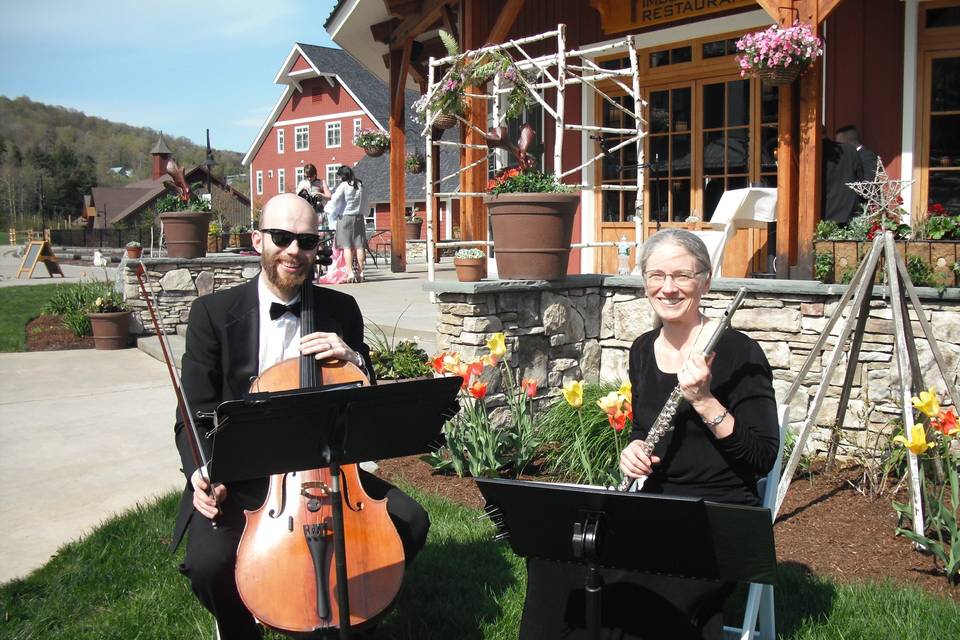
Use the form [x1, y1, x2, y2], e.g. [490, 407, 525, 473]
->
[475, 478, 776, 585]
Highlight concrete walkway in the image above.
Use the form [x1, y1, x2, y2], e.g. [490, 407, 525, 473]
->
[0, 247, 452, 584]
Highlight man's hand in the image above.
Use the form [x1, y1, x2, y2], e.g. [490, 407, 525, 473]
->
[300, 331, 363, 368]
[191, 468, 226, 520]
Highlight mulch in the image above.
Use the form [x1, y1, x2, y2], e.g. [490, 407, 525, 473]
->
[23, 322, 958, 601]
[25, 314, 94, 351]
[376, 455, 960, 602]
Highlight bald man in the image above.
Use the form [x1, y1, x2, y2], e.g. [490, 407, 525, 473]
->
[171, 194, 429, 639]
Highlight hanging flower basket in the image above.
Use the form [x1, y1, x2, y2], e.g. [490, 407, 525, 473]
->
[353, 128, 390, 157]
[735, 21, 823, 85]
[758, 66, 801, 86]
[364, 147, 386, 158]
[432, 113, 458, 130]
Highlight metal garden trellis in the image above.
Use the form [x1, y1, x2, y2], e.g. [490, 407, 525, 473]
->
[419, 24, 647, 280]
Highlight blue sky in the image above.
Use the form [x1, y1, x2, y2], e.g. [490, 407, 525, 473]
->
[0, 0, 340, 154]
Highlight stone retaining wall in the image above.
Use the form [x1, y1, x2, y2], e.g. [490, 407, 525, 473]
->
[425, 276, 960, 460]
[121, 256, 260, 335]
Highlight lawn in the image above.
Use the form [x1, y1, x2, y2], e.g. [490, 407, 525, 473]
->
[0, 284, 61, 352]
[1, 485, 957, 640]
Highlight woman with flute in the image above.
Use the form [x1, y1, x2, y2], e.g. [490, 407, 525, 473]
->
[520, 229, 780, 640]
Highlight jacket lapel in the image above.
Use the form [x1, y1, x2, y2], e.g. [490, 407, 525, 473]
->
[224, 278, 260, 399]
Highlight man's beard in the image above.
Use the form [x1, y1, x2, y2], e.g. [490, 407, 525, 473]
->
[262, 250, 310, 297]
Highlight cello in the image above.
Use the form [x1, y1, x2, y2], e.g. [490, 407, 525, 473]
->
[233, 276, 405, 636]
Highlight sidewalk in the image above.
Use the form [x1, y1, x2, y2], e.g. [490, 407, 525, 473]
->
[0, 250, 450, 584]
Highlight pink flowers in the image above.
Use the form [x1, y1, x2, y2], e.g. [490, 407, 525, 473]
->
[735, 21, 823, 77]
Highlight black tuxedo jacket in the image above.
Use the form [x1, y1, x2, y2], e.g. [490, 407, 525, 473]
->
[171, 276, 373, 550]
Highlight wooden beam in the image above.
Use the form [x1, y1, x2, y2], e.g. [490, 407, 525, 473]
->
[461, 0, 488, 247]
[776, 82, 799, 273]
[383, 0, 421, 18]
[818, 0, 844, 20]
[370, 18, 402, 44]
[389, 0, 453, 48]
[441, 3, 459, 46]
[754, 0, 782, 21]
[794, 1, 822, 277]
[486, 0, 525, 44]
[392, 39, 413, 120]
[389, 46, 407, 272]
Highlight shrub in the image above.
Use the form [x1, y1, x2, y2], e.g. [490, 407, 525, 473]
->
[813, 251, 834, 283]
[43, 281, 117, 336]
[365, 315, 431, 381]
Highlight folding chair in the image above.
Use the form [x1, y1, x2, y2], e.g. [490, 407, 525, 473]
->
[722, 403, 789, 640]
[690, 187, 777, 278]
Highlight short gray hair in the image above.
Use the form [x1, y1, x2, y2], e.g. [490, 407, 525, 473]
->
[638, 229, 712, 276]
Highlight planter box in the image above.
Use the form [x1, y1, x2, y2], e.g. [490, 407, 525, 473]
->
[88, 311, 132, 350]
[813, 239, 958, 287]
[454, 257, 486, 282]
[404, 220, 423, 240]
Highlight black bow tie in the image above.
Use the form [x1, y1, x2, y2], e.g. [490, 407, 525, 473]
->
[269, 300, 302, 320]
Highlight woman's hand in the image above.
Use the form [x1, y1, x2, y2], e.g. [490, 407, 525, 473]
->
[677, 352, 715, 406]
[191, 468, 226, 520]
[300, 331, 362, 367]
[620, 440, 660, 478]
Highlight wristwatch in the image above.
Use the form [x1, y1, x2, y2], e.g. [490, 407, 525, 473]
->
[703, 409, 728, 427]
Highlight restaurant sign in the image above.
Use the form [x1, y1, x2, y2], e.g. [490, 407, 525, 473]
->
[590, 0, 757, 33]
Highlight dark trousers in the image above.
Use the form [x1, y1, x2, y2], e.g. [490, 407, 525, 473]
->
[179, 470, 430, 640]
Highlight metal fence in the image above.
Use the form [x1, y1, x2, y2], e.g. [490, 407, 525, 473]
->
[48, 228, 153, 248]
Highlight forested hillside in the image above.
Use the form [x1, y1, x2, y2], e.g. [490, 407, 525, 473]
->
[0, 96, 246, 226]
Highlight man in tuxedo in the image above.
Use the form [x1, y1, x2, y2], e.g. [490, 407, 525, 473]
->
[172, 193, 429, 639]
[836, 125, 880, 182]
[821, 137, 864, 226]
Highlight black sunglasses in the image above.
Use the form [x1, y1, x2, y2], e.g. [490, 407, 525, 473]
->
[260, 228, 321, 250]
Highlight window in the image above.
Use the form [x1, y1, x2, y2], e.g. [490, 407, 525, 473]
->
[353, 118, 362, 139]
[295, 125, 309, 151]
[278, 168, 286, 193]
[268, 170, 273, 178]
[365, 206, 375, 228]
[295, 166, 305, 187]
[326, 164, 342, 187]
[256, 171, 263, 195]
[326, 121, 342, 148]
[277, 128, 285, 154]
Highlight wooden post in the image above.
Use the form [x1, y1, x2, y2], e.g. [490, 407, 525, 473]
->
[776, 82, 799, 274]
[389, 46, 408, 272]
[794, 2, 822, 278]
[461, 3, 489, 247]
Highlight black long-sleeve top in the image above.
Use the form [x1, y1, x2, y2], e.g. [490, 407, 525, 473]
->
[628, 328, 780, 506]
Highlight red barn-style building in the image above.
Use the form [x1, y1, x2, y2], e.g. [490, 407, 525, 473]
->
[242, 43, 461, 242]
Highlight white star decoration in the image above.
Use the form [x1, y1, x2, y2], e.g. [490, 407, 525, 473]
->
[845, 157, 915, 216]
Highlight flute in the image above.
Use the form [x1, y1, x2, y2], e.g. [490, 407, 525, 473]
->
[617, 287, 748, 492]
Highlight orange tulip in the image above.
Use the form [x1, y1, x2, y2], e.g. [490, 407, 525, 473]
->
[932, 407, 959, 437]
[468, 380, 488, 399]
[522, 378, 538, 398]
[431, 353, 447, 374]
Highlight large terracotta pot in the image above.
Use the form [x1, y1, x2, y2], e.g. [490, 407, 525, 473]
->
[405, 220, 423, 240]
[160, 211, 211, 258]
[88, 311, 132, 350]
[484, 192, 580, 280]
[454, 257, 486, 282]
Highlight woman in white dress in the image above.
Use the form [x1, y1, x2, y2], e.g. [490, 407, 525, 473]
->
[322, 166, 368, 283]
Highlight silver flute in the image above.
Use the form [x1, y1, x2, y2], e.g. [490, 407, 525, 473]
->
[617, 287, 748, 492]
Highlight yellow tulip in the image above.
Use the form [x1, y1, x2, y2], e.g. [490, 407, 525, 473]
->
[596, 390, 622, 414]
[486, 332, 507, 360]
[617, 380, 632, 401]
[911, 386, 940, 418]
[562, 380, 584, 409]
[892, 423, 935, 456]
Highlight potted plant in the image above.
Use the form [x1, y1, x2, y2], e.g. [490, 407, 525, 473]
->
[454, 247, 486, 282]
[735, 21, 823, 86]
[484, 124, 579, 281]
[207, 219, 222, 252]
[405, 149, 426, 175]
[353, 128, 390, 157]
[86, 288, 132, 350]
[231, 224, 252, 248]
[157, 159, 212, 258]
[405, 214, 423, 240]
[125, 241, 142, 259]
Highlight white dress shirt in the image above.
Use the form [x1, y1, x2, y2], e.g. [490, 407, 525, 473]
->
[257, 277, 302, 373]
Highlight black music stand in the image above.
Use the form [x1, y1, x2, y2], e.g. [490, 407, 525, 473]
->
[207, 376, 461, 640]
[475, 478, 777, 640]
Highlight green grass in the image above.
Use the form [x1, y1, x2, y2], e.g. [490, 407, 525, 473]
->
[0, 284, 63, 352]
[1, 487, 958, 640]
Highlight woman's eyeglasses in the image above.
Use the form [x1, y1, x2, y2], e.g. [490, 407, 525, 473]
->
[643, 270, 705, 286]
[261, 228, 321, 250]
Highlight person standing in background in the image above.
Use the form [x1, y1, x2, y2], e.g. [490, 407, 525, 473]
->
[836, 125, 880, 182]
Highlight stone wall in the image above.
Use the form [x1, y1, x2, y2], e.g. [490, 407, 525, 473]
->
[425, 276, 960, 460]
[121, 256, 260, 335]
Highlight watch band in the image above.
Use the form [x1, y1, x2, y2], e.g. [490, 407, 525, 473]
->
[703, 409, 728, 427]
